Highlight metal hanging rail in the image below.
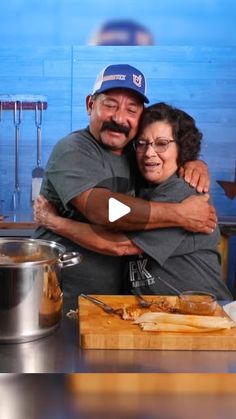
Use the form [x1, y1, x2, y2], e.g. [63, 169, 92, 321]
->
[0, 94, 47, 110]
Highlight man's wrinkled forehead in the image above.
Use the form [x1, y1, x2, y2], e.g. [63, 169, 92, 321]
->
[97, 88, 145, 105]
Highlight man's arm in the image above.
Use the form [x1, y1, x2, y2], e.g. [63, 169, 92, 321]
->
[179, 160, 210, 193]
[71, 189, 216, 234]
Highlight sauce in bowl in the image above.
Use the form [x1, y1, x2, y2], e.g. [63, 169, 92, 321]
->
[178, 291, 217, 315]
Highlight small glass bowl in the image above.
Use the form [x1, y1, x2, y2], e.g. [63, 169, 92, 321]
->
[178, 291, 217, 315]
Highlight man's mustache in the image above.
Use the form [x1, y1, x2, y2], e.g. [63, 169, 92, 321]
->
[101, 121, 130, 137]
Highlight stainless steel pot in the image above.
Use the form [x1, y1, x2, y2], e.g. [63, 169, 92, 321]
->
[0, 238, 82, 343]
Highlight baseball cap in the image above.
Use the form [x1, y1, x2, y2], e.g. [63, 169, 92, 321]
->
[92, 64, 149, 103]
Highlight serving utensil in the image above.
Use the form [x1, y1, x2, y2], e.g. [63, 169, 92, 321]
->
[156, 275, 182, 295]
[131, 277, 181, 307]
[131, 277, 216, 315]
[131, 290, 153, 308]
[80, 294, 123, 316]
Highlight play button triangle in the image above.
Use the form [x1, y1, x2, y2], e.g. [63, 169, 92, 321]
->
[108, 197, 131, 222]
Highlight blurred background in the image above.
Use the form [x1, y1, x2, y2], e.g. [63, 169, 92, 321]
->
[1, 0, 236, 46]
[1, 374, 236, 419]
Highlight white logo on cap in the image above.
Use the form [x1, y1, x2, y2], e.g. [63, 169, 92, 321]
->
[133, 74, 142, 87]
[103, 74, 126, 81]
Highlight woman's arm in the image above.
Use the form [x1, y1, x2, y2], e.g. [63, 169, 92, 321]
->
[34, 196, 142, 257]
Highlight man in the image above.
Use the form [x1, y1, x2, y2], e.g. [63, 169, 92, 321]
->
[33, 63, 216, 311]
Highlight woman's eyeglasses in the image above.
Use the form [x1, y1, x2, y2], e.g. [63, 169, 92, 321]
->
[133, 138, 176, 153]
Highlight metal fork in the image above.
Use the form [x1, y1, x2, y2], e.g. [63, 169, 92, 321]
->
[131, 290, 153, 308]
[80, 294, 123, 316]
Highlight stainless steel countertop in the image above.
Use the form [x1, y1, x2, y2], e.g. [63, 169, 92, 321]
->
[1, 309, 236, 373]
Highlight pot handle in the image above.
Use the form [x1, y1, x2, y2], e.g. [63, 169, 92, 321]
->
[59, 252, 82, 268]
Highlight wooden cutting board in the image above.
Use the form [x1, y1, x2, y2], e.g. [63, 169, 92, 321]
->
[78, 295, 236, 350]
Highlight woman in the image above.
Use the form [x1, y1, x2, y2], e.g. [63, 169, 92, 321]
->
[34, 103, 232, 300]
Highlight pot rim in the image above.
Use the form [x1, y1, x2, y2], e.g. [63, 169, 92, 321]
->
[0, 238, 66, 267]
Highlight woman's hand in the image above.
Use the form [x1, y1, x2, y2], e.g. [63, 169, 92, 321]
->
[179, 160, 210, 193]
[33, 195, 58, 228]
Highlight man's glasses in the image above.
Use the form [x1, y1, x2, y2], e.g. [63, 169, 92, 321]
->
[133, 138, 176, 153]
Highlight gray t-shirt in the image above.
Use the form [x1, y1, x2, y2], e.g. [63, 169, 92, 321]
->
[125, 173, 232, 301]
[33, 127, 135, 310]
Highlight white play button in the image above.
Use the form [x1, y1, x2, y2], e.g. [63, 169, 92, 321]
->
[108, 198, 131, 222]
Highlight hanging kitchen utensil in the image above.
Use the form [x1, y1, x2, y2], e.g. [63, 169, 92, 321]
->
[32, 101, 44, 201]
[12, 101, 22, 216]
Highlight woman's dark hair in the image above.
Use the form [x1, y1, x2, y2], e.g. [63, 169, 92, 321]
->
[137, 102, 203, 166]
